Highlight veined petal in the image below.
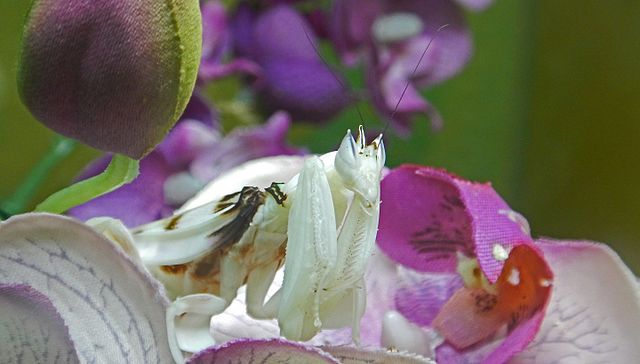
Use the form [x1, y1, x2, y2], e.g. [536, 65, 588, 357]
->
[0, 283, 79, 364]
[511, 240, 640, 363]
[378, 165, 533, 282]
[187, 338, 340, 364]
[0, 213, 172, 362]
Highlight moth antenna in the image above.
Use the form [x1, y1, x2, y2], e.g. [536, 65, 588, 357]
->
[302, 27, 366, 126]
[383, 24, 450, 135]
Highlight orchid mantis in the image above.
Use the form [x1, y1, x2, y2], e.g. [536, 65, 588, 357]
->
[128, 126, 385, 361]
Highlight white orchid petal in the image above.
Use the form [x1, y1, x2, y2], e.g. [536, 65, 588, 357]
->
[0, 213, 172, 363]
[512, 240, 640, 363]
[0, 283, 80, 364]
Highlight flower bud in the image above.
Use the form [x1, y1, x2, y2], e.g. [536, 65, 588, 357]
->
[18, 0, 202, 158]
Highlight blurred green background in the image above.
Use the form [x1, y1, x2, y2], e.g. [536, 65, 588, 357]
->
[1, 1, 639, 272]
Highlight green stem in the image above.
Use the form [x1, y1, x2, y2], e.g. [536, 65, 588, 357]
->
[34, 154, 139, 214]
[1, 136, 76, 215]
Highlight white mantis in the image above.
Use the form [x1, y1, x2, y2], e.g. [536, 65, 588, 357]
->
[127, 126, 385, 361]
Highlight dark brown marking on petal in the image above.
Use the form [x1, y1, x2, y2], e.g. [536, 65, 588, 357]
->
[164, 214, 182, 231]
[160, 264, 188, 274]
[473, 291, 498, 313]
[209, 186, 265, 250]
[265, 182, 287, 205]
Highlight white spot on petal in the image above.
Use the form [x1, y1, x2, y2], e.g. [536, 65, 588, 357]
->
[507, 268, 520, 286]
[493, 243, 510, 261]
[372, 12, 424, 43]
[539, 278, 552, 287]
[498, 209, 531, 235]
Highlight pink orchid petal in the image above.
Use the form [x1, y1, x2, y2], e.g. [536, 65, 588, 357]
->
[0, 283, 80, 363]
[321, 345, 436, 364]
[187, 338, 339, 364]
[511, 240, 640, 363]
[0, 213, 172, 362]
[395, 270, 463, 326]
[378, 165, 532, 282]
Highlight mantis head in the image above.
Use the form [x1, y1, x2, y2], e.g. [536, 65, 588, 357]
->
[334, 125, 386, 205]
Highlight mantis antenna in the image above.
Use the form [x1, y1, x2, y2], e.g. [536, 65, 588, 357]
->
[302, 28, 366, 125]
[384, 23, 450, 135]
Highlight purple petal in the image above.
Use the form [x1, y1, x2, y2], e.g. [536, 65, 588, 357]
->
[18, 0, 202, 158]
[0, 213, 172, 362]
[69, 152, 172, 227]
[329, 0, 384, 65]
[252, 5, 318, 62]
[157, 120, 219, 169]
[395, 270, 463, 326]
[0, 283, 80, 363]
[321, 346, 436, 363]
[382, 0, 472, 87]
[180, 93, 218, 128]
[201, 1, 229, 65]
[378, 165, 533, 283]
[511, 240, 640, 363]
[187, 338, 339, 364]
[230, 3, 258, 59]
[190, 111, 306, 183]
[199, 58, 262, 82]
[260, 59, 350, 121]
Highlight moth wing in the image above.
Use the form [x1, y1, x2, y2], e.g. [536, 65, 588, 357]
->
[132, 187, 265, 266]
[278, 156, 338, 341]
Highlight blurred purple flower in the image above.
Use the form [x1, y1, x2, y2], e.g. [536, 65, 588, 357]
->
[330, 0, 477, 134]
[69, 95, 305, 227]
[228, 4, 351, 121]
[199, 1, 261, 82]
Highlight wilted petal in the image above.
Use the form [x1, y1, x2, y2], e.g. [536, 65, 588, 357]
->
[190, 112, 306, 182]
[187, 338, 340, 364]
[511, 240, 640, 363]
[378, 165, 532, 282]
[0, 214, 172, 362]
[69, 152, 172, 227]
[0, 283, 80, 364]
[260, 60, 350, 121]
[18, 0, 202, 158]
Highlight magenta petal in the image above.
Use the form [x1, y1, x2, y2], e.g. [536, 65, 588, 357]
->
[69, 152, 172, 227]
[329, 0, 383, 65]
[187, 338, 339, 364]
[0, 283, 80, 363]
[395, 270, 463, 326]
[321, 346, 435, 364]
[157, 120, 219, 169]
[378, 165, 533, 282]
